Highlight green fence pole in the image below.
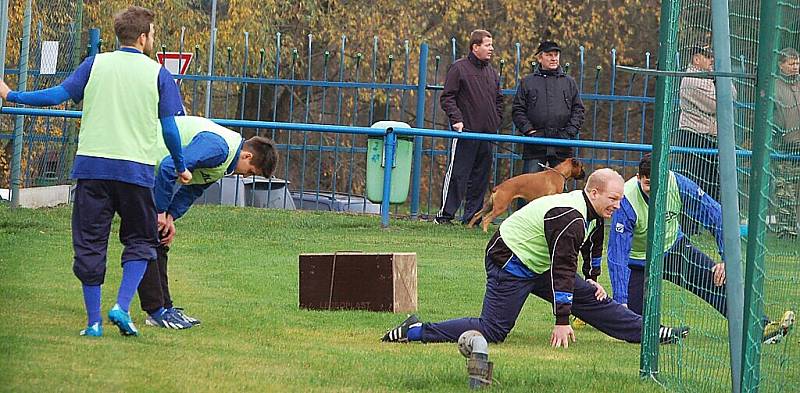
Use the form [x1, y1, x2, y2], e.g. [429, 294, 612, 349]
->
[62, 1, 83, 183]
[640, 0, 681, 379]
[711, 1, 746, 392]
[742, 1, 780, 391]
[10, 0, 32, 208]
[0, 0, 8, 82]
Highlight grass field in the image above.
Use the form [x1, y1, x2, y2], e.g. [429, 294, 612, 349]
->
[0, 205, 796, 392]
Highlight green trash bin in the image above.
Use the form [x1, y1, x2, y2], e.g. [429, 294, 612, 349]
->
[366, 121, 413, 204]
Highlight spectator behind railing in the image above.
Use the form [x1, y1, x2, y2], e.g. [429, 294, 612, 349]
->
[772, 48, 800, 234]
[435, 29, 504, 226]
[674, 45, 736, 202]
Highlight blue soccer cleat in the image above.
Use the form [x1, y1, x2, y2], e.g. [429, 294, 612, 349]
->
[79, 322, 103, 337]
[171, 307, 201, 326]
[108, 304, 139, 336]
[145, 309, 193, 330]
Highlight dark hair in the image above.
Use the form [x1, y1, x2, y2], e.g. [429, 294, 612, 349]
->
[114, 6, 155, 46]
[780, 47, 799, 64]
[689, 44, 713, 58]
[469, 30, 492, 51]
[244, 136, 278, 178]
[639, 153, 652, 178]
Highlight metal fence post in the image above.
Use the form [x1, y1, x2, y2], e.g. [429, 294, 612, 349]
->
[640, 0, 681, 379]
[381, 128, 397, 228]
[10, 0, 32, 208]
[88, 28, 100, 56]
[711, 1, 745, 391]
[742, 1, 780, 391]
[410, 43, 428, 219]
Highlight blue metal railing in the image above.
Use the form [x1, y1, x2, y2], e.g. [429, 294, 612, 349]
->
[4, 106, 792, 227]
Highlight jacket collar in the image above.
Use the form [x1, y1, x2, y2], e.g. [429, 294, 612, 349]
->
[581, 191, 602, 222]
[533, 65, 566, 77]
[467, 52, 489, 68]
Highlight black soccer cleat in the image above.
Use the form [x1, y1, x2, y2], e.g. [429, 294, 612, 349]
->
[381, 314, 421, 343]
[659, 325, 690, 344]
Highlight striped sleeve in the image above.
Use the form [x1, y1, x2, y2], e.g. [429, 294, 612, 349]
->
[543, 207, 586, 325]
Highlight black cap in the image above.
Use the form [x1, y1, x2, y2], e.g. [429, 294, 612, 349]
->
[536, 41, 561, 54]
[690, 45, 713, 57]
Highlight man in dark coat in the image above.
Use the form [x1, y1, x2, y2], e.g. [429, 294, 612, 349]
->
[435, 29, 504, 225]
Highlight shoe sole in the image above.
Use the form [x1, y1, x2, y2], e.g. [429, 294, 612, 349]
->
[109, 313, 139, 336]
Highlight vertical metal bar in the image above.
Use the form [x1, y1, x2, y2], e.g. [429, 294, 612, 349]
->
[316, 50, 330, 204]
[590, 65, 601, 168]
[332, 36, 345, 198]
[88, 28, 100, 56]
[710, 2, 745, 391]
[384, 55, 393, 122]
[427, 55, 441, 216]
[223, 46, 232, 118]
[299, 34, 313, 208]
[0, 0, 9, 85]
[10, 0, 32, 208]
[640, 0, 681, 378]
[410, 43, 428, 219]
[381, 129, 397, 228]
[742, 1, 779, 391]
[368, 36, 378, 125]
[607, 49, 617, 167]
[238, 32, 249, 206]
[190, 45, 201, 114]
[204, 28, 217, 116]
[346, 53, 362, 210]
[285, 49, 298, 203]
[401, 40, 410, 123]
[204, 0, 218, 116]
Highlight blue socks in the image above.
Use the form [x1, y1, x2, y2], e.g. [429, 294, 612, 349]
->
[408, 326, 422, 341]
[150, 307, 166, 318]
[82, 284, 102, 326]
[117, 259, 148, 312]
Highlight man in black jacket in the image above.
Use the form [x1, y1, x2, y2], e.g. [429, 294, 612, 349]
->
[436, 29, 504, 225]
[512, 41, 585, 177]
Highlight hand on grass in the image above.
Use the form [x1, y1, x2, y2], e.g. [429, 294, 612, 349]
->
[551, 325, 576, 348]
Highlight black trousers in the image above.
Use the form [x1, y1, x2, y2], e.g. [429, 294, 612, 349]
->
[137, 245, 173, 314]
[627, 236, 726, 317]
[437, 138, 491, 223]
[72, 179, 158, 286]
[671, 128, 720, 202]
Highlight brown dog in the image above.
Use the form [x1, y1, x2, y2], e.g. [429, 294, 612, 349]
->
[467, 158, 587, 232]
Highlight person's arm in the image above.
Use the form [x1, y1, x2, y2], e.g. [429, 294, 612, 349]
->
[167, 183, 213, 220]
[564, 78, 585, 138]
[157, 67, 187, 174]
[580, 219, 604, 281]
[607, 199, 637, 305]
[439, 63, 464, 130]
[675, 173, 725, 258]
[512, 79, 535, 135]
[153, 132, 229, 214]
[544, 207, 586, 325]
[1, 56, 93, 105]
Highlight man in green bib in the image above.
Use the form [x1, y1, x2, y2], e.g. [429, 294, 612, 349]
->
[383, 168, 689, 347]
[137, 116, 277, 329]
[0, 6, 191, 337]
[607, 154, 795, 344]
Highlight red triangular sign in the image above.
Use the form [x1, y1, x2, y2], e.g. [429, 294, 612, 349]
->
[156, 52, 193, 76]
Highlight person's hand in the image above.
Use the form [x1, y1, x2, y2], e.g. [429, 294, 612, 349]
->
[622, 303, 628, 308]
[524, 128, 537, 136]
[452, 122, 464, 133]
[157, 212, 176, 245]
[0, 79, 11, 100]
[586, 278, 608, 301]
[712, 263, 726, 287]
[551, 324, 576, 348]
[178, 169, 192, 184]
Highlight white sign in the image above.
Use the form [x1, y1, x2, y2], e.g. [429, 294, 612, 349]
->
[40, 41, 59, 75]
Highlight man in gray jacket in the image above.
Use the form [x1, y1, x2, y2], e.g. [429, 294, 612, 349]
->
[512, 41, 585, 176]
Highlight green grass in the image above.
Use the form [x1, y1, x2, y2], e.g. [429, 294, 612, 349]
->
[0, 205, 795, 392]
